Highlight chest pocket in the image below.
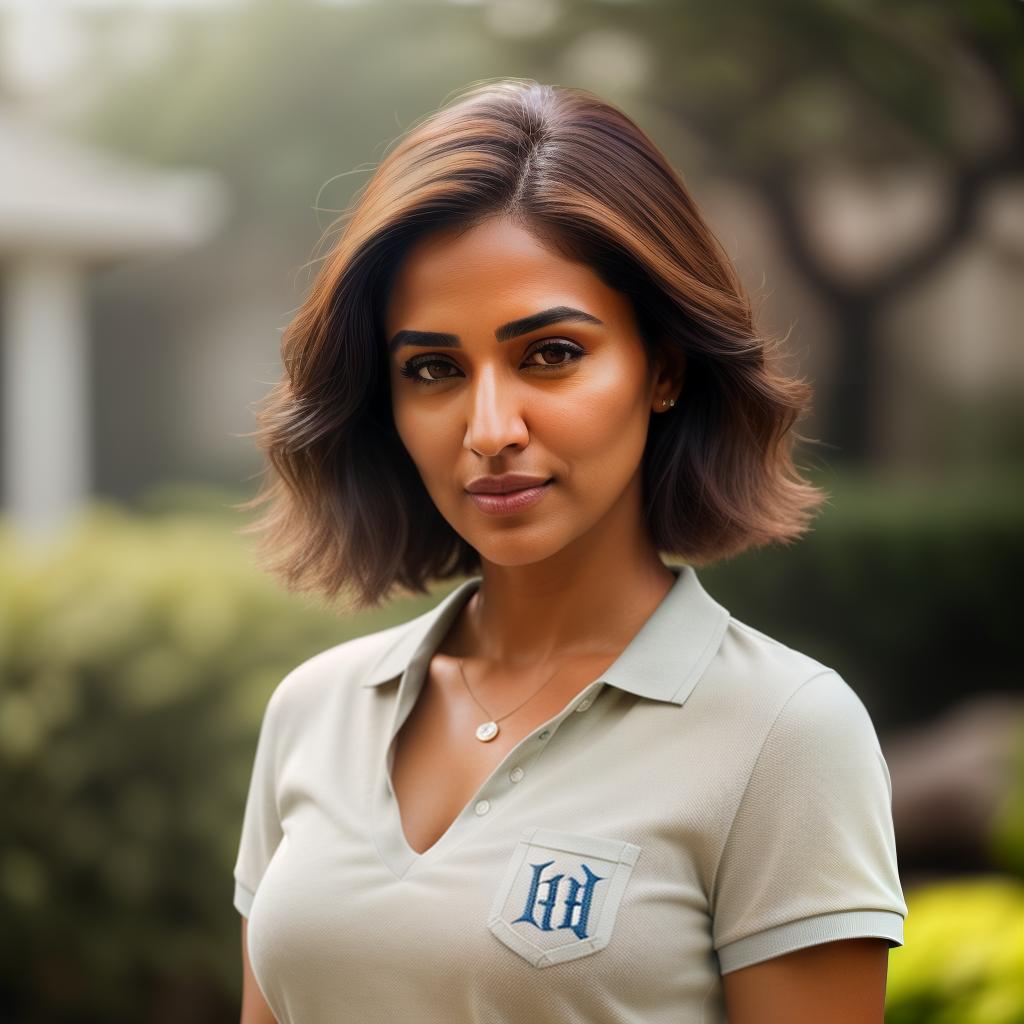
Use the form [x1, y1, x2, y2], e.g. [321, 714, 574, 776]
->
[487, 826, 642, 968]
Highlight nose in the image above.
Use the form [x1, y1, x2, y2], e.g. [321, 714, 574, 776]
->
[463, 366, 529, 457]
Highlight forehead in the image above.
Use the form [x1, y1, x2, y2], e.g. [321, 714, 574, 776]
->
[383, 218, 633, 337]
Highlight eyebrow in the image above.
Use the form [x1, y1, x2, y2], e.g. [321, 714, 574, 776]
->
[387, 305, 604, 355]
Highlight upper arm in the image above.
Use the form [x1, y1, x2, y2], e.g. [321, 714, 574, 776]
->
[722, 937, 890, 1024]
[711, 671, 907, 973]
[240, 916, 278, 1024]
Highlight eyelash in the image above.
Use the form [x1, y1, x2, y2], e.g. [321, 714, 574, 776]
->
[398, 340, 585, 386]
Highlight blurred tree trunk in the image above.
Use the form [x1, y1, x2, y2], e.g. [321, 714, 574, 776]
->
[632, 0, 1024, 462]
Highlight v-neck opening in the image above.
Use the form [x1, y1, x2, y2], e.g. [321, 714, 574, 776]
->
[367, 575, 609, 878]
[372, 676, 607, 878]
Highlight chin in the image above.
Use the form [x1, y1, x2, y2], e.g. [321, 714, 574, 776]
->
[468, 529, 573, 569]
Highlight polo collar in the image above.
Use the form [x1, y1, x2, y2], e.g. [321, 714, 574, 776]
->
[359, 563, 730, 707]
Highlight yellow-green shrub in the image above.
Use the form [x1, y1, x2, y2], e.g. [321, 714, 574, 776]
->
[886, 877, 1024, 1024]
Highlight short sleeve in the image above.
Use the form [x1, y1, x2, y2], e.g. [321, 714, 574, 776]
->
[711, 669, 908, 974]
[233, 688, 285, 918]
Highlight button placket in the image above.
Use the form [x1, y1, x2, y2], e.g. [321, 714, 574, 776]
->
[379, 680, 606, 877]
[470, 688, 593, 824]
[500, 681, 602, 791]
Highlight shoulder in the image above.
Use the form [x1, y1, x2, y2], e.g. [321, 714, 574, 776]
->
[698, 613, 876, 755]
[722, 615, 835, 694]
[708, 612, 838, 697]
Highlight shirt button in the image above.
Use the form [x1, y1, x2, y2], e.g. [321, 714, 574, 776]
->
[576, 698, 592, 712]
[509, 767, 525, 783]
[474, 799, 491, 816]
[537, 730, 550, 741]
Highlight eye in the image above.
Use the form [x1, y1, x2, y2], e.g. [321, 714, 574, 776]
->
[398, 358, 460, 385]
[522, 340, 585, 369]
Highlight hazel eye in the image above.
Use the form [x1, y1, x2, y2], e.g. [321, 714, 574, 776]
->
[523, 341, 585, 369]
[399, 359, 460, 384]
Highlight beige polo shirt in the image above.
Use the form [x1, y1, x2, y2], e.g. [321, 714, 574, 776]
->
[233, 563, 907, 1023]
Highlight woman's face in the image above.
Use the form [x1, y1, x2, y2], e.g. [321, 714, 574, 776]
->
[384, 216, 679, 567]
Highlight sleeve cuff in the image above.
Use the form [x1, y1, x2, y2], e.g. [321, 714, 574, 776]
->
[716, 909, 905, 975]
[234, 878, 256, 918]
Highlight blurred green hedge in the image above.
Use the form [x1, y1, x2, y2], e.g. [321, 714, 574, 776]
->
[0, 472, 1021, 1021]
[0, 499, 441, 1023]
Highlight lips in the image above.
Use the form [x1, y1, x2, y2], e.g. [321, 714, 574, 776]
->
[478, 480, 551, 494]
[465, 474, 553, 494]
[467, 480, 554, 516]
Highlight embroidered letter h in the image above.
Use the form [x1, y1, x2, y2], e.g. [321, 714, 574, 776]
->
[512, 859, 605, 940]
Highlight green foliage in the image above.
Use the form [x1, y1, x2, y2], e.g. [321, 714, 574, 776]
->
[0, 501, 429, 1023]
[886, 877, 1024, 1024]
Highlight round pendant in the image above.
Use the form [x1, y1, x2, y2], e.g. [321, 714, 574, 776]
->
[476, 721, 499, 742]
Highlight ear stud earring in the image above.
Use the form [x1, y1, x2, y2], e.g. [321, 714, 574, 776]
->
[661, 398, 676, 408]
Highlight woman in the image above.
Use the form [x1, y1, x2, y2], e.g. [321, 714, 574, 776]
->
[233, 79, 906, 1023]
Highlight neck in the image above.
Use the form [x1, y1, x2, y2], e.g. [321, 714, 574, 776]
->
[449, 525, 676, 670]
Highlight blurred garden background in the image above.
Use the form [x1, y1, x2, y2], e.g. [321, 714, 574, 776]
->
[0, 0, 1022, 1020]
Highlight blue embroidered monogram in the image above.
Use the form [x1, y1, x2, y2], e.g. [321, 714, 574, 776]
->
[488, 827, 642, 967]
[512, 859, 604, 939]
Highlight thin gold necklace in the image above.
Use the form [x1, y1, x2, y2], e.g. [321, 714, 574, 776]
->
[457, 657, 567, 742]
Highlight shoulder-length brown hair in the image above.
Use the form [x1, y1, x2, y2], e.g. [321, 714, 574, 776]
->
[237, 78, 827, 611]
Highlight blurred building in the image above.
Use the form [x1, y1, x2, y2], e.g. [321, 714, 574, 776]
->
[0, 107, 227, 539]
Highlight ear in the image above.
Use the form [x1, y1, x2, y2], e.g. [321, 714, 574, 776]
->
[650, 339, 686, 412]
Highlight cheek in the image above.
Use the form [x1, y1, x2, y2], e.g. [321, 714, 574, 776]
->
[547, 357, 651, 463]
[392, 395, 423, 462]
[392, 397, 455, 479]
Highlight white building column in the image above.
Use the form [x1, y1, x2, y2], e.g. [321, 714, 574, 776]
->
[2, 254, 90, 539]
